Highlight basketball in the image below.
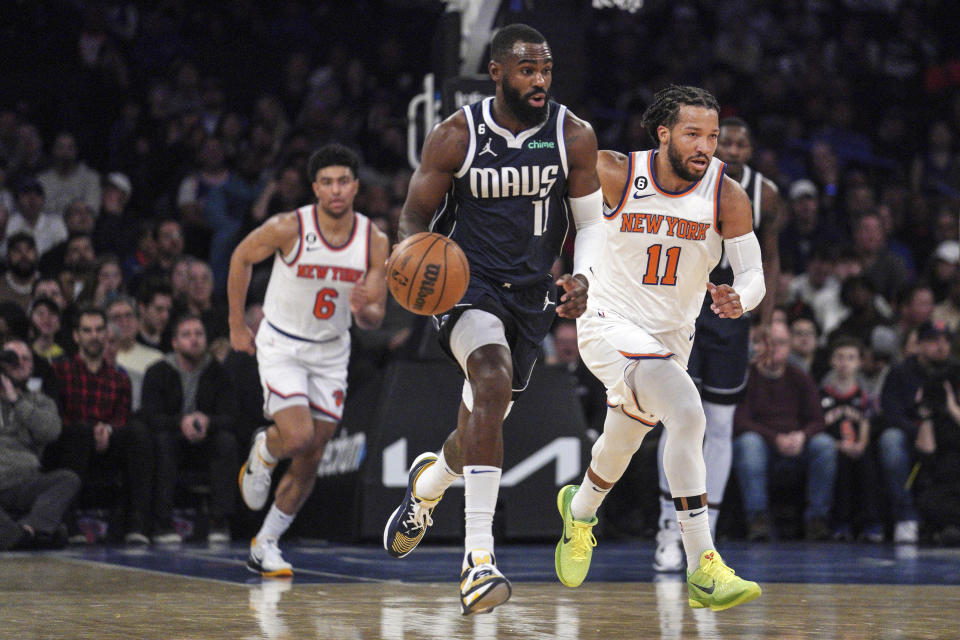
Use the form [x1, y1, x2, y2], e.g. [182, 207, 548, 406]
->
[387, 232, 470, 315]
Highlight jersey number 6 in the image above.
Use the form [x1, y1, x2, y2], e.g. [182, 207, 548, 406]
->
[313, 288, 338, 319]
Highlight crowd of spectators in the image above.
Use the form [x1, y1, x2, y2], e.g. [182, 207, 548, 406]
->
[0, 0, 957, 545]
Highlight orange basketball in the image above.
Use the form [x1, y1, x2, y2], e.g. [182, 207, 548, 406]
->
[387, 232, 470, 316]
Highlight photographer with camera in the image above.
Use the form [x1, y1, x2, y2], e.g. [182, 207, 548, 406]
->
[879, 319, 957, 543]
[141, 314, 237, 544]
[913, 359, 960, 545]
[0, 339, 79, 550]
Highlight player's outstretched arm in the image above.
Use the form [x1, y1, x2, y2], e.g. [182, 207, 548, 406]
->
[398, 112, 470, 242]
[556, 113, 604, 319]
[227, 212, 299, 353]
[709, 177, 765, 319]
[351, 224, 390, 330]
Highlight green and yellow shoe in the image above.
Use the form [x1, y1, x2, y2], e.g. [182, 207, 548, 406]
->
[687, 549, 762, 611]
[554, 485, 598, 588]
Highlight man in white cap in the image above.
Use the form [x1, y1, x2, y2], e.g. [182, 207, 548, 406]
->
[94, 172, 136, 259]
[779, 178, 844, 276]
[932, 240, 960, 331]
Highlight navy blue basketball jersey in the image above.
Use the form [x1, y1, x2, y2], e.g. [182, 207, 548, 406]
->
[431, 97, 570, 289]
[708, 165, 764, 287]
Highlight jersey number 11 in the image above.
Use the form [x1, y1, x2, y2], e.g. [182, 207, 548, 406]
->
[642, 244, 680, 286]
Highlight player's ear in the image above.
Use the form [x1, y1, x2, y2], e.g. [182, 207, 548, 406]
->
[488, 60, 501, 83]
[657, 125, 670, 147]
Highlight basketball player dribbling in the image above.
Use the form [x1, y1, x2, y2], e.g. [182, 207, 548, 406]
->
[381, 23, 606, 615]
[554, 85, 763, 611]
[652, 116, 781, 572]
[228, 144, 389, 577]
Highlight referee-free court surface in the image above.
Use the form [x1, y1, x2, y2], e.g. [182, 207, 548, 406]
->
[2, 540, 957, 639]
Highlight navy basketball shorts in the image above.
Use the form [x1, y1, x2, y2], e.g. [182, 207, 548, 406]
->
[437, 274, 557, 399]
[687, 306, 751, 405]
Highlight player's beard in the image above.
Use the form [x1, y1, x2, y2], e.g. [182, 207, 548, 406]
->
[501, 78, 549, 128]
[667, 139, 709, 183]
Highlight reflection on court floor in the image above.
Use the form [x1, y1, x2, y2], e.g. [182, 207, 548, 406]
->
[1, 541, 957, 639]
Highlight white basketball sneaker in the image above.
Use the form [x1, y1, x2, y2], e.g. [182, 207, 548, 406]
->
[459, 549, 512, 615]
[653, 520, 685, 572]
[239, 430, 276, 511]
[247, 537, 293, 578]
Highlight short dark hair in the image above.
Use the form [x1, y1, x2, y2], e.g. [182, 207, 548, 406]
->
[719, 117, 752, 141]
[491, 23, 547, 62]
[830, 335, 864, 356]
[720, 117, 750, 132]
[306, 144, 360, 182]
[31, 276, 61, 298]
[153, 218, 181, 241]
[66, 231, 93, 245]
[7, 231, 36, 252]
[74, 306, 107, 330]
[640, 85, 721, 142]
[30, 296, 61, 318]
[136, 277, 173, 306]
[171, 312, 204, 336]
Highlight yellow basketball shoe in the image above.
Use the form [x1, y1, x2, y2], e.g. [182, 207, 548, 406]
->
[687, 550, 761, 611]
[554, 485, 598, 587]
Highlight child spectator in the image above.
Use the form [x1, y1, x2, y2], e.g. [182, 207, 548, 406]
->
[819, 337, 884, 542]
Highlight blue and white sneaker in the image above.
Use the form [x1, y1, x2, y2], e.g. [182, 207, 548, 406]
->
[383, 452, 442, 558]
[459, 549, 512, 615]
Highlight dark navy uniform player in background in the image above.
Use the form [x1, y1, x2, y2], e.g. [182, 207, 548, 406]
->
[653, 117, 782, 572]
[382, 23, 605, 614]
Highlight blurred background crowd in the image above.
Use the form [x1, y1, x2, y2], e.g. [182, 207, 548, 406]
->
[1, 0, 959, 550]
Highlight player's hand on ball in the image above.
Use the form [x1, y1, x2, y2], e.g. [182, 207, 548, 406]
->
[707, 282, 743, 319]
[230, 324, 256, 355]
[556, 273, 588, 319]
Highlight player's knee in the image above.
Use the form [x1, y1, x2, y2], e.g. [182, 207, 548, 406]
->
[604, 408, 650, 452]
[279, 422, 316, 457]
[469, 362, 512, 405]
[669, 400, 705, 438]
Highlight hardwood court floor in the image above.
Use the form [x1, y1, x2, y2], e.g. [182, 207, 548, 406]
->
[2, 541, 958, 639]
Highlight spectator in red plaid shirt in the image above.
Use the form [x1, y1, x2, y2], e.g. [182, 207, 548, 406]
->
[43, 307, 153, 544]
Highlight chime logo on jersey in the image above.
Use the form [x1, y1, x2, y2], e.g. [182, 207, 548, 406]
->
[468, 164, 559, 199]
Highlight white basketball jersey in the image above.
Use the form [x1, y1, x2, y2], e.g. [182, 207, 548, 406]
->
[590, 150, 725, 333]
[262, 204, 371, 342]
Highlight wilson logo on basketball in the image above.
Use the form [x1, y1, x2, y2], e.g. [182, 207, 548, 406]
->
[413, 263, 441, 310]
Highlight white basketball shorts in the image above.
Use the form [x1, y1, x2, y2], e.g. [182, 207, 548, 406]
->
[255, 320, 349, 423]
[576, 307, 695, 425]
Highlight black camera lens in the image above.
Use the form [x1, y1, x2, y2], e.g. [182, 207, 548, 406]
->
[0, 350, 19, 366]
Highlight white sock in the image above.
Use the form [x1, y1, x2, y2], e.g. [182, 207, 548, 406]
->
[676, 504, 713, 573]
[708, 507, 720, 539]
[570, 469, 608, 521]
[258, 433, 278, 465]
[257, 504, 295, 541]
[463, 465, 500, 553]
[414, 449, 460, 500]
